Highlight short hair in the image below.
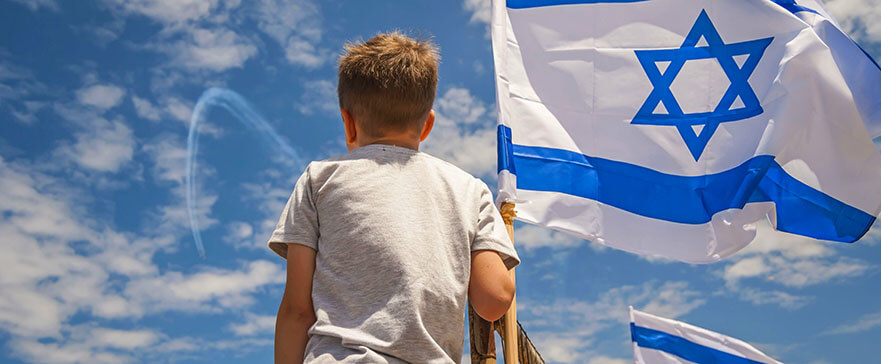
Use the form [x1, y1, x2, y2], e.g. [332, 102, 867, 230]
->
[337, 31, 440, 137]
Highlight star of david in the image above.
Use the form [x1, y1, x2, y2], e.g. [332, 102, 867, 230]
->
[631, 10, 774, 161]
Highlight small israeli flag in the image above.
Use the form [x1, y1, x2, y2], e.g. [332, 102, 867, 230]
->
[630, 307, 782, 364]
[492, 0, 881, 263]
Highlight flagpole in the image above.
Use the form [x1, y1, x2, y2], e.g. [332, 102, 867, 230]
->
[499, 202, 519, 364]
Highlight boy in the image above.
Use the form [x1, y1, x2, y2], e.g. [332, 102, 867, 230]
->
[268, 32, 519, 364]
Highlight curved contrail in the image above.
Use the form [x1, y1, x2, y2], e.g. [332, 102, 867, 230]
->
[186, 87, 301, 258]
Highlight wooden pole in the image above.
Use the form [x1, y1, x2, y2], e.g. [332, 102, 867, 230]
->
[499, 202, 519, 364]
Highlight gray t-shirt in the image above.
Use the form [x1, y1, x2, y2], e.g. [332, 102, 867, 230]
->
[268, 144, 520, 363]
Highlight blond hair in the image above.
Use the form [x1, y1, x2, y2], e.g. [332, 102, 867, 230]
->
[337, 31, 440, 137]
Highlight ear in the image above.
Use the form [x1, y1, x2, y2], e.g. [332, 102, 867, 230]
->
[419, 109, 435, 142]
[340, 109, 358, 145]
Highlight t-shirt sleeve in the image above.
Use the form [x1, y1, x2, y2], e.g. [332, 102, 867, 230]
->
[267, 165, 319, 259]
[471, 181, 520, 270]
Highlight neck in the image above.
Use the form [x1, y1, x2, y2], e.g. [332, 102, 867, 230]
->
[350, 130, 422, 151]
[365, 137, 420, 150]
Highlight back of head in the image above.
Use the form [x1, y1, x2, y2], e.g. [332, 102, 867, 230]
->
[337, 31, 440, 138]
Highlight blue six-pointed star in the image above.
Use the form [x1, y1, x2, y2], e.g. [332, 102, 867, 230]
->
[632, 10, 774, 161]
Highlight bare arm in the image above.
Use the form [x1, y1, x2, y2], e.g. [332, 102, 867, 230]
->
[275, 244, 317, 364]
[468, 249, 516, 322]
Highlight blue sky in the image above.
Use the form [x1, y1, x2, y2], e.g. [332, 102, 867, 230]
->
[1, 0, 880, 363]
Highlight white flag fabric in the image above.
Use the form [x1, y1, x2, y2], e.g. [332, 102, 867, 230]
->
[492, 0, 881, 263]
[630, 307, 782, 364]
[779, 0, 881, 138]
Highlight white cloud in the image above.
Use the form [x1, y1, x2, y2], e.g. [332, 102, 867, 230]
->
[822, 308, 881, 336]
[0, 60, 49, 124]
[518, 281, 705, 363]
[530, 334, 585, 363]
[422, 87, 497, 179]
[241, 180, 297, 243]
[254, 0, 328, 67]
[224, 221, 263, 249]
[0, 281, 67, 338]
[142, 135, 188, 183]
[10, 339, 131, 364]
[859, 220, 881, 246]
[0, 58, 48, 104]
[73, 18, 126, 48]
[463, 0, 491, 25]
[107, 0, 229, 24]
[9, 0, 59, 12]
[228, 313, 276, 336]
[1, 179, 166, 341]
[722, 219, 872, 288]
[103, 1, 256, 71]
[154, 338, 200, 353]
[0, 159, 127, 337]
[724, 256, 771, 282]
[59, 119, 135, 173]
[587, 356, 631, 364]
[637, 254, 678, 264]
[230, 221, 253, 239]
[131, 95, 222, 136]
[718, 219, 873, 309]
[7, 324, 188, 364]
[154, 187, 217, 242]
[436, 87, 488, 125]
[88, 328, 159, 349]
[825, 0, 881, 47]
[514, 224, 585, 252]
[164, 96, 193, 122]
[10, 101, 47, 124]
[295, 79, 337, 116]
[123, 260, 284, 313]
[167, 27, 257, 72]
[284, 38, 326, 68]
[76, 84, 126, 110]
[132, 95, 162, 121]
[528, 280, 706, 324]
[771, 256, 868, 287]
[737, 286, 812, 310]
[102, 1, 258, 75]
[210, 337, 273, 351]
[462, 0, 492, 38]
[0, 162, 93, 242]
[0, 155, 285, 362]
[142, 135, 219, 235]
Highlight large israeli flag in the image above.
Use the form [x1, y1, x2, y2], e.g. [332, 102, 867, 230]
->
[630, 307, 782, 363]
[492, 0, 881, 263]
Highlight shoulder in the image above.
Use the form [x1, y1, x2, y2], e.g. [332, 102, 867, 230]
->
[310, 151, 357, 167]
[416, 150, 472, 177]
[416, 151, 489, 191]
[301, 152, 357, 179]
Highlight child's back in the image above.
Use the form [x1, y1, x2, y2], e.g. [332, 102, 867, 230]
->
[269, 31, 519, 364]
[270, 144, 517, 362]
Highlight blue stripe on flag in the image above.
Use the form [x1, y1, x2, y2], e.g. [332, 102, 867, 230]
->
[854, 43, 881, 72]
[497, 125, 875, 242]
[631, 324, 769, 364]
[771, 0, 821, 15]
[507, 0, 649, 9]
[498, 122, 516, 175]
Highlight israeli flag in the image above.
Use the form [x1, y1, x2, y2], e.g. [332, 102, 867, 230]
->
[492, 0, 881, 263]
[630, 307, 782, 364]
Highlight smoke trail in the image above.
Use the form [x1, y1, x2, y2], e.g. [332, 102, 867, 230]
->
[187, 87, 301, 258]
